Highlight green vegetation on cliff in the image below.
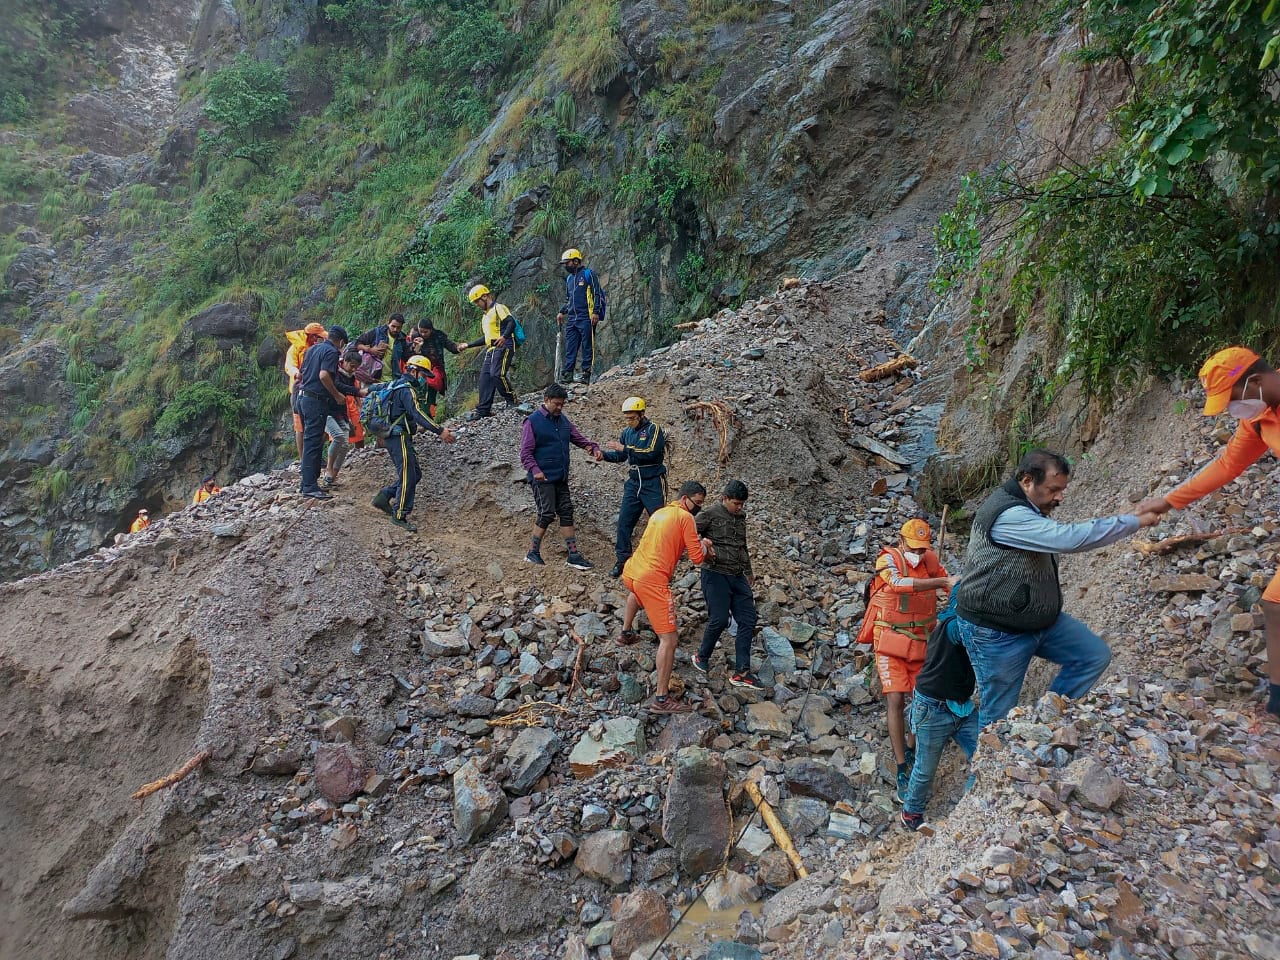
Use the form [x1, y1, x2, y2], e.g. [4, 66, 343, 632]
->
[933, 0, 1280, 398]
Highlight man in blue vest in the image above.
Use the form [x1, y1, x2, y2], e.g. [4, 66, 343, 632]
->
[556, 247, 607, 385]
[519, 382, 604, 569]
[602, 396, 667, 577]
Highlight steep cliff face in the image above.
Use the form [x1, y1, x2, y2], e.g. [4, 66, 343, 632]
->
[0, 0, 1129, 578]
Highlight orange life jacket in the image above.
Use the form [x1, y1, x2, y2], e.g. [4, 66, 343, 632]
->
[193, 486, 221, 505]
[129, 516, 150, 534]
[857, 546, 945, 662]
[345, 393, 364, 443]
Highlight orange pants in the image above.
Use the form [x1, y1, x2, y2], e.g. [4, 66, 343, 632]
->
[623, 572, 677, 635]
[876, 652, 923, 695]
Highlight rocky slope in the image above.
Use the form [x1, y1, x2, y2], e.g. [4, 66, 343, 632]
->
[0, 0, 1120, 578]
[3, 274, 1278, 960]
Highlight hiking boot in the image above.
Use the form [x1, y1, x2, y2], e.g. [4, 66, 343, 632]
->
[515, 402, 536, 416]
[901, 811, 925, 832]
[609, 562, 624, 578]
[302, 489, 333, 500]
[692, 653, 710, 675]
[895, 769, 911, 804]
[371, 491, 393, 515]
[524, 550, 545, 565]
[617, 629, 641, 646]
[566, 552, 593, 570]
[648, 695, 693, 715]
[464, 410, 491, 422]
[389, 516, 418, 532]
[729, 672, 766, 691]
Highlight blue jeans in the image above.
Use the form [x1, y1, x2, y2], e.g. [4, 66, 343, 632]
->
[956, 612, 1111, 728]
[902, 692, 978, 816]
[697, 569, 758, 672]
[298, 393, 330, 493]
[615, 472, 666, 566]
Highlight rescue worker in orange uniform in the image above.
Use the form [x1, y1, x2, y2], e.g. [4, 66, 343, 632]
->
[284, 322, 328, 461]
[858, 519, 955, 802]
[192, 474, 221, 505]
[129, 509, 150, 534]
[1137, 346, 1280, 720]
[618, 480, 714, 715]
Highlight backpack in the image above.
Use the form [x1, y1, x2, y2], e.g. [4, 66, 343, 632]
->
[512, 317, 527, 347]
[360, 379, 411, 438]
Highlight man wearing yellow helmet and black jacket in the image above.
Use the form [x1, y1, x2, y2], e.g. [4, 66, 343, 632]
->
[556, 248, 607, 385]
[371, 355, 457, 532]
[602, 396, 668, 577]
[460, 284, 518, 419]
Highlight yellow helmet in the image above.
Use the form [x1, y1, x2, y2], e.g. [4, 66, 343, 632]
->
[621, 396, 646, 413]
[467, 284, 491, 304]
[406, 355, 433, 372]
[560, 248, 583, 263]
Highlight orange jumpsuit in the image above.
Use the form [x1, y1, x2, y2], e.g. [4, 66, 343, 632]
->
[859, 546, 948, 694]
[1167, 406, 1280, 600]
[621, 503, 706, 634]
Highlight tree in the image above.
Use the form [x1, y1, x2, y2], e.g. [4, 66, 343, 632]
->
[200, 56, 291, 170]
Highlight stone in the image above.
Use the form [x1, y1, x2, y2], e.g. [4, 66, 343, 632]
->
[455, 695, 496, 718]
[619, 673, 647, 704]
[504, 726, 562, 796]
[826, 811, 859, 839]
[251, 750, 300, 776]
[575, 830, 631, 887]
[736, 824, 774, 858]
[777, 617, 817, 645]
[662, 747, 730, 876]
[585, 921, 616, 947]
[777, 798, 828, 839]
[580, 803, 610, 830]
[611, 888, 672, 959]
[820, 919, 843, 948]
[761, 871, 835, 927]
[745, 701, 792, 737]
[452, 759, 508, 843]
[655, 713, 717, 752]
[705, 945, 763, 960]
[423, 629, 469, 657]
[184, 300, 259, 352]
[755, 849, 794, 888]
[314, 745, 366, 804]
[1065, 757, 1126, 812]
[569, 717, 645, 778]
[798, 700, 835, 738]
[760, 628, 796, 675]
[1148, 574, 1220, 594]
[703, 870, 759, 911]
[322, 715, 356, 743]
[783, 758, 854, 802]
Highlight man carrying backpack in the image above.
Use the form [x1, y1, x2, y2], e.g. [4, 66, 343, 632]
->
[409, 318, 460, 418]
[460, 284, 520, 419]
[556, 248, 606, 385]
[602, 396, 668, 577]
[857, 519, 955, 802]
[370, 355, 456, 531]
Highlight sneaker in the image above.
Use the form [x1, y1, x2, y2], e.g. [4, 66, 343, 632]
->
[901, 811, 924, 832]
[318, 474, 335, 489]
[895, 769, 910, 804]
[464, 410, 492, 422]
[525, 550, 545, 566]
[302, 489, 333, 500]
[566, 552, 594, 570]
[389, 516, 418, 532]
[516, 402, 536, 416]
[692, 654, 710, 675]
[648, 695, 693, 715]
[728, 672, 766, 691]
[371, 491, 393, 515]
[617, 629, 641, 646]
[609, 562, 624, 578]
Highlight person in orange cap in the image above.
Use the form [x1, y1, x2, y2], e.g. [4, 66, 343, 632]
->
[1136, 346, 1280, 718]
[857, 518, 955, 801]
[284, 322, 328, 461]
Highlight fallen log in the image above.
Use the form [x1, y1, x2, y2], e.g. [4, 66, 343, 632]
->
[744, 780, 808, 879]
[1132, 527, 1250, 556]
[131, 750, 210, 801]
[858, 355, 918, 382]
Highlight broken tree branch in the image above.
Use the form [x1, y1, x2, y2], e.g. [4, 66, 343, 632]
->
[685, 400, 738, 468]
[131, 750, 210, 801]
[744, 780, 808, 879]
[858, 355, 918, 382]
[1133, 527, 1250, 556]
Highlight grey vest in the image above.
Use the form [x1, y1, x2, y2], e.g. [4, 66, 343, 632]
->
[956, 480, 1062, 632]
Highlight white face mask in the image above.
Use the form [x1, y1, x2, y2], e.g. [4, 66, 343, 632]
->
[1227, 374, 1268, 420]
[903, 550, 921, 567]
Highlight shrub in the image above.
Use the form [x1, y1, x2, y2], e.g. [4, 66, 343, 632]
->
[154, 382, 244, 438]
[200, 56, 291, 170]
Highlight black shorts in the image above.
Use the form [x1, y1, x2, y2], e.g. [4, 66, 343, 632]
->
[531, 478, 574, 528]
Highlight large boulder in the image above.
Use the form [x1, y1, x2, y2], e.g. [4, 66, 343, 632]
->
[611, 888, 672, 959]
[452, 759, 508, 843]
[4, 246, 56, 301]
[575, 829, 631, 887]
[782, 758, 854, 803]
[619, 0, 692, 71]
[662, 747, 730, 877]
[504, 727, 562, 796]
[184, 299, 260, 353]
[314, 744, 366, 804]
[569, 717, 645, 778]
[0, 339, 66, 406]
